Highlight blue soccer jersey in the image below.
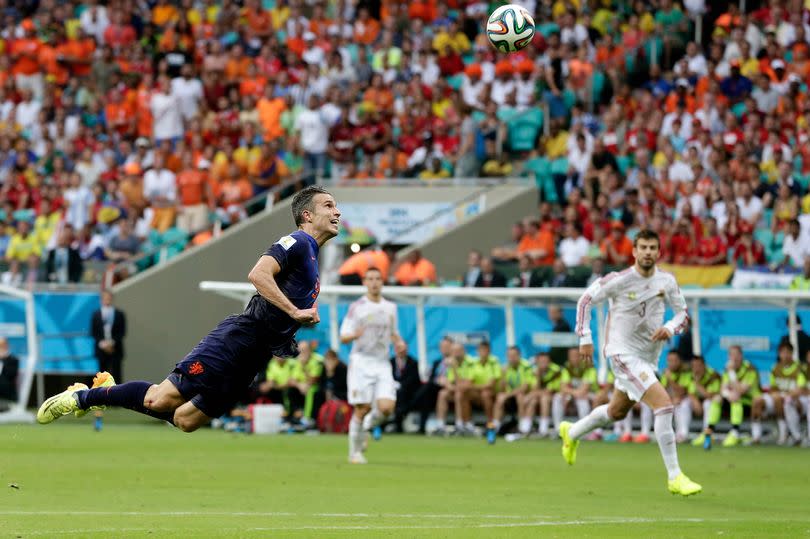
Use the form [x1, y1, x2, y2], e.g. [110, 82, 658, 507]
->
[243, 230, 321, 343]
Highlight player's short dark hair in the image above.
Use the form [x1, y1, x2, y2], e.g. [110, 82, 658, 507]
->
[292, 186, 332, 226]
[364, 267, 382, 277]
[633, 229, 660, 247]
[691, 355, 705, 363]
[508, 345, 521, 354]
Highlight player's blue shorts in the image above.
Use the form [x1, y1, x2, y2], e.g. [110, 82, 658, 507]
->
[168, 314, 298, 418]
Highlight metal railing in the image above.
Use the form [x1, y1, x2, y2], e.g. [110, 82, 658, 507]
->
[200, 282, 810, 381]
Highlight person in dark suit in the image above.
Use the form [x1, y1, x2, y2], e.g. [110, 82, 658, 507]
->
[389, 340, 421, 432]
[411, 336, 454, 433]
[510, 254, 544, 287]
[0, 337, 19, 403]
[91, 290, 127, 382]
[548, 304, 572, 366]
[45, 227, 84, 283]
[474, 257, 507, 288]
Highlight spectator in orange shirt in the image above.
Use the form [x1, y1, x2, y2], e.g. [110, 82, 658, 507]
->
[105, 89, 135, 137]
[517, 220, 555, 266]
[363, 74, 395, 113]
[224, 44, 251, 84]
[239, 63, 267, 98]
[602, 221, 634, 266]
[339, 247, 393, 285]
[257, 84, 286, 141]
[152, 0, 180, 27]
[176, 152, 213, 233]
[378, 143, 408, 178]
[394, 249, 437, 286]
[243, 0, 272, 38]
[354, 7, 380, 46]
[10, 19, 43, 100]
[58, 28, 95, 78]
[38, 29, 70, 86]
[215, 163, 252, 224]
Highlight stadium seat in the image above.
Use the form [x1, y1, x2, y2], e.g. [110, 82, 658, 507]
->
[616, 154, 633, 175]
[537, 22, 560, 37]
[523, 157, 557, 203]
[754, 228, 772, 248]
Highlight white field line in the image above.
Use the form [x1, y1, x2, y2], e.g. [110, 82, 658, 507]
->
[1, 511, 545, 519]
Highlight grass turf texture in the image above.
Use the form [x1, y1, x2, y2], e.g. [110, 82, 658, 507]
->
[2, 415, 808, 538]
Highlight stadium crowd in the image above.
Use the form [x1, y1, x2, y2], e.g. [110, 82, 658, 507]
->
[4, 0, 810, 288]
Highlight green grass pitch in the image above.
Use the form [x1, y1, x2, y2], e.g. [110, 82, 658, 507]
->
[2, 416, 809, 538]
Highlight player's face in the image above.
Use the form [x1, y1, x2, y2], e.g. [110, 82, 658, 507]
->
[308, 194, 341, 237]
[536, 354, 549, 370]
[778, 347, 792, 363]
[507, 349, 520, 366]
[363, 270, 383, 295]
[633, 238, 660, 270]
[691, 359, 705, 377]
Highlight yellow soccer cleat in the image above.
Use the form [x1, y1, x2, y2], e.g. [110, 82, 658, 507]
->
[722, 432, 740, 447]
[691, 433, 706, 447]
[668, 473, 703, 496]
[75, 372, 117, 418]
[559, 421, 579, 466]
[36, 383, 87, 424]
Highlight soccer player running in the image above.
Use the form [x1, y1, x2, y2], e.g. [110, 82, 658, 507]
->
[37, 187, 339, 432]
[560, 229, 702, 496]
[340, 267, 401, 464]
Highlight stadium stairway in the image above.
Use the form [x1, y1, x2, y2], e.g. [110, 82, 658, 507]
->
[113, 183, 537, 383]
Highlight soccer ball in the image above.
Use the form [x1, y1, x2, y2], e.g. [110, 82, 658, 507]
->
[486, 4, 536, 53]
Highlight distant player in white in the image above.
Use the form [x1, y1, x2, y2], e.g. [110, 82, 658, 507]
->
[560, 229, 702, 496]
[340, 267, 401, 464]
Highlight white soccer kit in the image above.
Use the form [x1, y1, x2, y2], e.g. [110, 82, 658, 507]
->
[340, 295, 399, 405]
[576, 267, 689, 402]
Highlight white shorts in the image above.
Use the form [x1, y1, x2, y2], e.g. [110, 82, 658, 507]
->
[610, 354, 658, 403]
[347, 360, 396, 405]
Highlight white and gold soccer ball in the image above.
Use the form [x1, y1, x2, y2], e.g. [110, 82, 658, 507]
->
[486, 4, 536, 53]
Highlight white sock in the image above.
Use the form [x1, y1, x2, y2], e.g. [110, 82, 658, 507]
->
[349, 416, 362, 457]
[519, 417, 532, 434]
[575, 398, 591, 419]
[751, 420, 762, 441]
[729, 427, 739, 437]
[803, 397, 810, 435]
[537, 416, 549, 436]
[464, 421, 475, 431]
[702, 399, 711, 430]
[653, 406, 681, 481]
[363, 410, 384, 431]
[455, 418, 464, 429]
[569, 404, 611, 440]
[640, 404, 652, 436]
[784, 399, 802, 440]
[676, 400, 692, 439]
[552, 394, 564, 429]
[492, 419, 501, 430]
[777, 419, 787, 442]
[613, 420, 622, 434]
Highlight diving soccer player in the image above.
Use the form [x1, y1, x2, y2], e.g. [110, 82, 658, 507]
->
[339, 267, 401, 464]
[560, 229, 702, 496]
[37, 186, 339, 432]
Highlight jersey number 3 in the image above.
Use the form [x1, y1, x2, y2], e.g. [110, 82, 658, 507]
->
[637, 301, 647, 318]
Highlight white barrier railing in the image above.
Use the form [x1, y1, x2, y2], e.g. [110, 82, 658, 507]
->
[200, 282, 810, 380]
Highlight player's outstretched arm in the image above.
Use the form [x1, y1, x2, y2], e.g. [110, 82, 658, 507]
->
[249, 255, 319, 325]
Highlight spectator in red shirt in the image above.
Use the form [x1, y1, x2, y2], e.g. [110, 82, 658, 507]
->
[437, 45, 464, 76]
[732, 223, 767, 267]
[695, 217, 728, 265]
[104, 10, 137, 52]
[668, 219, 697, 265]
